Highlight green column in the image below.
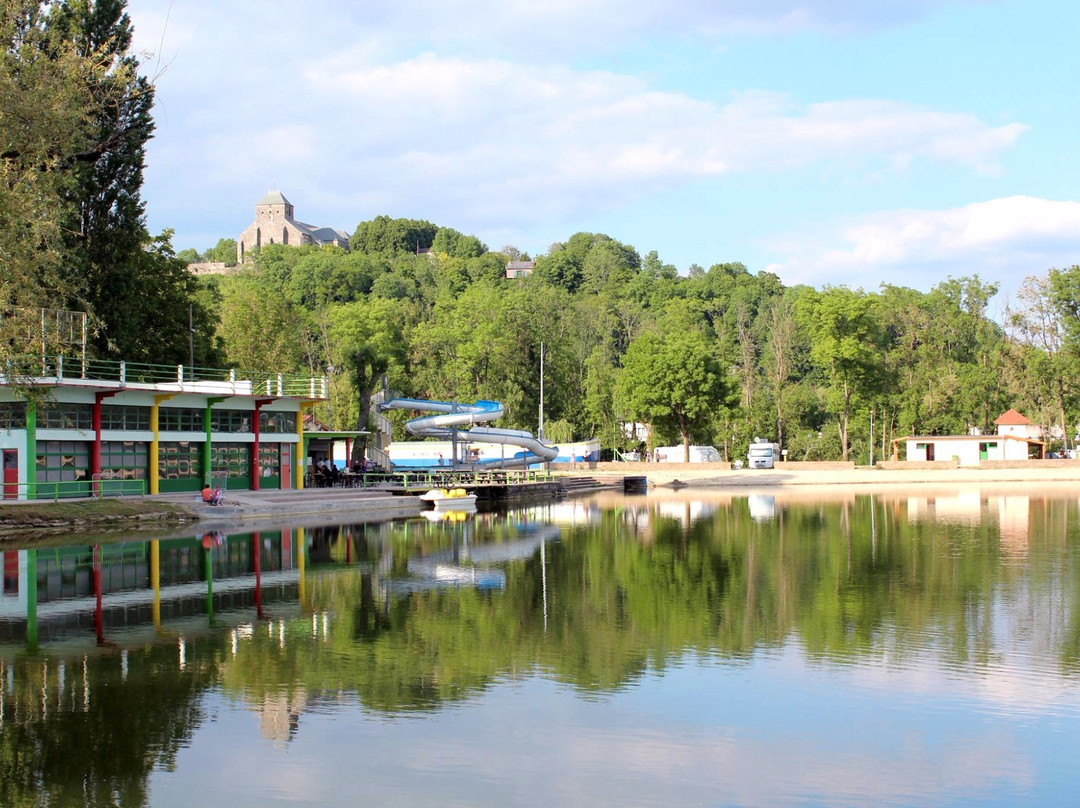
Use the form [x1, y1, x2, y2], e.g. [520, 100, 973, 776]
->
[204, 541, 214, 623]
[202, 405, 213, 485]
[25, 549, 37, 649]
[26, 401, 36, 500]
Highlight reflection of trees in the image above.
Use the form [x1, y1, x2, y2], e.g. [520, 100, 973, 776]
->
[213, 495, 1078, 715]
[0, 644, 218, 808]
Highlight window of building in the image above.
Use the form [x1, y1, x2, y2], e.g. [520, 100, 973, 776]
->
[38, 403, 92, 430]
[210, 409, 253, 433]
[159, 441, 202, 481]
[160, 407, 204, 432]
[0, 402, 27, 430]
[101, 404, 151, 431]
[259, 443, 280, 477]
[259, 411, 296, 434]
[100, 440, 147, 480]
[211, 443, 250, 479]
[36, 440, 91, 496]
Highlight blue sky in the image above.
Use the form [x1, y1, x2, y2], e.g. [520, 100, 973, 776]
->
[130, 0, 1080, 305]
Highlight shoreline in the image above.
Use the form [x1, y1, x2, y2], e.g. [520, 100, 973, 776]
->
[561, 463, 1080, 488]
[3, 465, 1077, 541]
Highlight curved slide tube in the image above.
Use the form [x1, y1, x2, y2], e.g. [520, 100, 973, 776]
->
[379, 397, 558, 468]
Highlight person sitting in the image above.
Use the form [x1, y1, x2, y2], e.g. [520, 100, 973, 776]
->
[201, 485, 218, 506]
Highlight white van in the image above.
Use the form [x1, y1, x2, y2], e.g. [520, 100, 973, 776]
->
[747, 439, 781, 469]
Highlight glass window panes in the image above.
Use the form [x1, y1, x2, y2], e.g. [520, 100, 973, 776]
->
[210, 410, 253, 433]
[159, 441, 202, 480]
[159, 407, 203, 432]
[100, 404, 150, 431]
[35, 440, 91, 495]
[258, 443, 280, 476]
[0, 402, 26, 430]
[259, 411, 296, 434]
[38, 403, 92, 430]
[100, 440, 147, 480]
[210, 443, 250, 478]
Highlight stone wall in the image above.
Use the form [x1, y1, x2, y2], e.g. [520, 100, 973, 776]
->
[876, 460, 959, 470]
[186, 262, 233, 275]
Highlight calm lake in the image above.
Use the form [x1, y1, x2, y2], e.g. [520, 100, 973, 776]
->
[2, 485, 1080, 807]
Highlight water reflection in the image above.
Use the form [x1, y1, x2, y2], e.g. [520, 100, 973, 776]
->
[1, 487, 1079, 806]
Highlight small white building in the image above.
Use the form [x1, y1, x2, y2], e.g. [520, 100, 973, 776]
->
[899, 409, 1045, 466]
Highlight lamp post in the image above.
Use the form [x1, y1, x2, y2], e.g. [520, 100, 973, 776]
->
[326, 365, 335, 430]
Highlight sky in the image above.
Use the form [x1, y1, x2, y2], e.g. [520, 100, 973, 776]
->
[128, 0, 1080, 306]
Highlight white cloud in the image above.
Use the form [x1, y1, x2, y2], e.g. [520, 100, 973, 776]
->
[764, 196, 1080, 295]
[130, 1, 977, 63]
[146, 48, 1024, 240]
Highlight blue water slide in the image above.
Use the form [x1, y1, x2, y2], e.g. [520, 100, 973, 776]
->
[378, 397, 558, 468]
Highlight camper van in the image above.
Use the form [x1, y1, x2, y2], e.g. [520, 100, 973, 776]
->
[653, 445, 722, 463]
[747, 439, 781, 469]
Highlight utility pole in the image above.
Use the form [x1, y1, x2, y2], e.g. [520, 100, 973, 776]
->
[870, 409, 874, 467]
[188, 304, 195, 377]
[538, 341, 545, 440]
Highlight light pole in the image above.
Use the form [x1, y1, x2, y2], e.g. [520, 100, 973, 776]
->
[326, 365, 335, 429]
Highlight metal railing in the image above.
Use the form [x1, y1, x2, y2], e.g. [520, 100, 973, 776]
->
[308, 468, 553, 490]
[2, 477, 147, 502]
[0, 354, 328, 398]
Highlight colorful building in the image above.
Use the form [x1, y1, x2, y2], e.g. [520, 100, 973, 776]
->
[0, 355, 330, 500]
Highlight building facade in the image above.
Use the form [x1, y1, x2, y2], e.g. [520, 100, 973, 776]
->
[236, 190, 349, 263]
[0, 358, 330, 500]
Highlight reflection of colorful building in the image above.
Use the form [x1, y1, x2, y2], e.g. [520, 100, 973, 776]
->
[0, 531, 302, 646]
[0, 355, 330, 499]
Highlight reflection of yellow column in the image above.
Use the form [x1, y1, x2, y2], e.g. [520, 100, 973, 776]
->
[151, 540, 161, 631]
[297, 527, 307, 609]
[150, 394, 176, 495]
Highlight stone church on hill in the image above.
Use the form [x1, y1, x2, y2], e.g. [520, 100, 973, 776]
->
[236, 190, 350, 263]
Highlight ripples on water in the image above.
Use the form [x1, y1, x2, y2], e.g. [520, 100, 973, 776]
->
[1, 487, 1080, 806]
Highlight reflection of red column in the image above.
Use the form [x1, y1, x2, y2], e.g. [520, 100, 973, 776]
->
[252, 531, 263, 618]
[281, 529, 292, 570]
[93, 545, 104, 644]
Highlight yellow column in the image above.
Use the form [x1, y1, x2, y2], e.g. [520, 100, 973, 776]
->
[297, 527, 307, 609]
[151, 540, 161, 632]
[150, 394, 176, 495]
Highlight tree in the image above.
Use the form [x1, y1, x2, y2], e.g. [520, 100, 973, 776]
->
[0, 0, 104, 326]
[216, 273, 305, 371]
[796, 286, 881, 461]
[614, 310, 731, 461]
[350, 216, 438, 255]
[329, 298, 410, 463]
[44, 0, 160, 358]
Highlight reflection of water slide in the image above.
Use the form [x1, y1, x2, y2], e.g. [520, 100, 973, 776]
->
[379, 397, 558, 468]
[383, 524, 562, 595]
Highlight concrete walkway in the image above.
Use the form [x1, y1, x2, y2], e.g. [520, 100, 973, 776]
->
[155, 486, 423, 531]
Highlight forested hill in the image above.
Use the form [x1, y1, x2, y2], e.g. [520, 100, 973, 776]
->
[3, 0, 1074, 463]
[188, 219, 1079, 463]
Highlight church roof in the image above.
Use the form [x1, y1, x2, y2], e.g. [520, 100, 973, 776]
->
[257, 189, 292, 207]
[993, 408, 1030, 425]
